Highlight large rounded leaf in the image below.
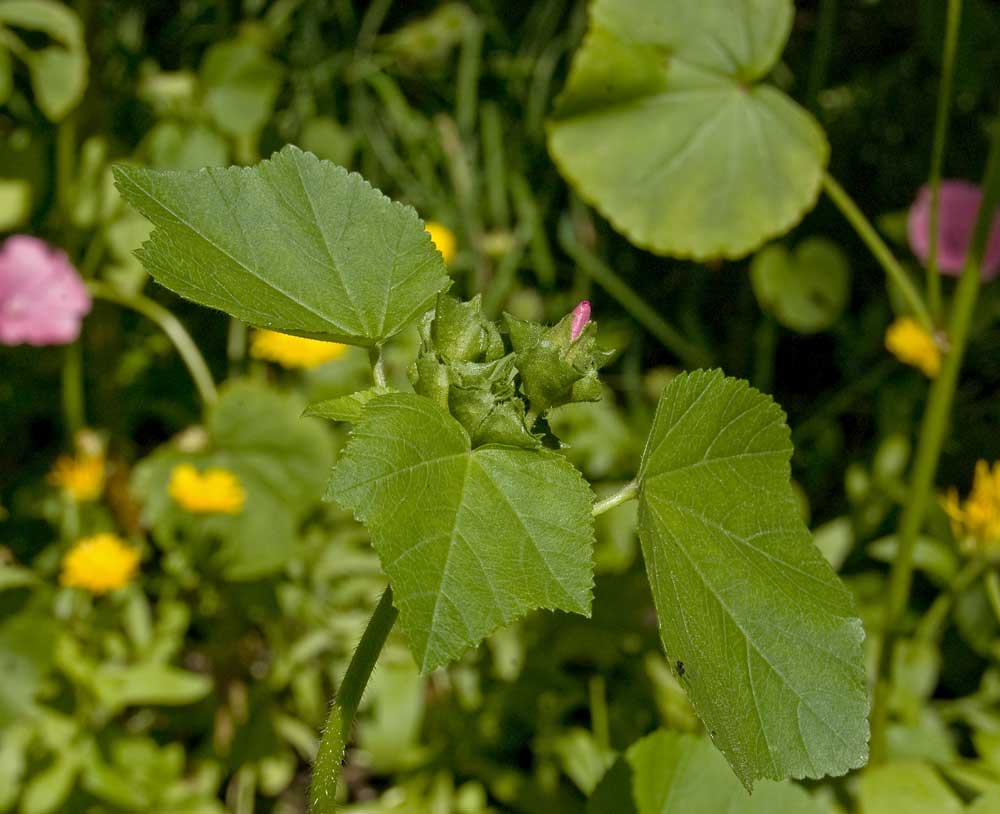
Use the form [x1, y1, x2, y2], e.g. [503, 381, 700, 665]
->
[548, 0, 828, 260]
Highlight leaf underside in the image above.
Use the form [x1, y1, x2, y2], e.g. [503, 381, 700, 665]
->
[114, 145, 449, 346]
[637, 370, 868, 787]
[327, 393, 595, 672]
[548, 0, 828, 260]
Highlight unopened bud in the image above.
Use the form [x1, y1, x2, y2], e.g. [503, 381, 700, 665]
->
[570, 300, 590, 341]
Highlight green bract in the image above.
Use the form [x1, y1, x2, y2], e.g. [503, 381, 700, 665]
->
[114, 145, 450, 346]
[548, 0, 829, 259]
[327, 393, 595, 672]
[636, 371, 868, 787]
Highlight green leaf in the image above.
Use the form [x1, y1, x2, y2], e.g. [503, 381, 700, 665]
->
[144, 121, 229, 170]
[304, 386, 394, 423]
[857, 762, 962, 814]
[328, 392, 594, 671]
[626, 731, 827, 814]
[968, 788, 1000, 814]
[636, 371, 868, 786]
[548, 0, 828, 260]
[25, 45, 87, 121]
[200, 39, 284, 137]
[113, 145, 449, 346]
[93, 663, 212, 712]
[19, 752, 79, 814]
[0, 0, 88, 121]
[750, 238, 851, 334]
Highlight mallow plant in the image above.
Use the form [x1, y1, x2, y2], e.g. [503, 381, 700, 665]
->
[114, 143, 870, 811]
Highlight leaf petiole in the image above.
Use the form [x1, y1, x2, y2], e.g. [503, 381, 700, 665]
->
[592, 480, 638, 517]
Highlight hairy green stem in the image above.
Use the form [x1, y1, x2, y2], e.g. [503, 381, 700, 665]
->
[592, 481, 639, 517]
[925, 0, 964, 320]
[822, 172, 934, 331]
[87, 282, 218, 406]
[557, 221, 711, 370]
[311, 587, 398, 814]
[870, 123, 1000, 763]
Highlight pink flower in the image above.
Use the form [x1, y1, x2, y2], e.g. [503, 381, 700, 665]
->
[907, 180, 1000, 279]
[570, 300, 591, 341]
[0, 236, 90, 346]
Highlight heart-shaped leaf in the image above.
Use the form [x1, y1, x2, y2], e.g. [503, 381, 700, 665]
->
[750, 237, 851, 333]
[114, 145, 450, 346]
[548, 0, 828, 260]
[637, 371, 868, 787]
[328, 392, 594, 672]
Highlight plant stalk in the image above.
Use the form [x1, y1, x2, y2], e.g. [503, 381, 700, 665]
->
[61, 342, 85, 438]
[822, 172, 934, 332]
[870, 122, 1000, 763]
[87, 282, 218, 406]
[925, 0, 964, 320]
[311, 586, 398, 814]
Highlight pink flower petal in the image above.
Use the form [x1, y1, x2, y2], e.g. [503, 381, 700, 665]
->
[907, 180, 1000, 280]
[0, 235, 91, 346]
[570, 300, 591, 341]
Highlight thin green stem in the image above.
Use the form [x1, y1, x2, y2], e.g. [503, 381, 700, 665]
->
[592, 480, 639, 517]
[926, 0, 964, 320]
[589, 675, 610, 751]
[822, 172, 934, 332]
[61, 342, 85, 438]
[557, 220, 711, 370]
[56, 116, 76, 220]
[87, 282, 218, 406]
[915, 557, 986, 643]
[311, 587, 398, 814]
[227, 319, 247, 378]
[806, 0, 837, 112]
[871, 122, 1000, 763]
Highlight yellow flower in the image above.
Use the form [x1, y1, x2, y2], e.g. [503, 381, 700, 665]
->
[60, 533, 140, 594]
[885, 317, 941, 377]
[250, 329, 349, 369]
[169, 464, 246, 514]
[48, 451, 105, 501]
[425, 221, 456, 265]
[942, 460, 1000, 557]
